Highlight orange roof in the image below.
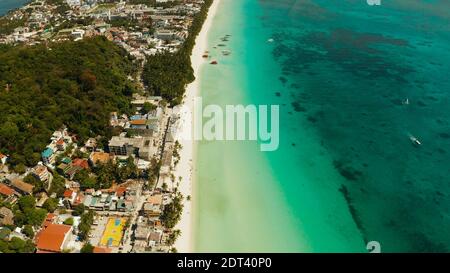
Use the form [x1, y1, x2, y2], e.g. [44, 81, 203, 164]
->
[56, 138, 65, 145]
[93, 247, 112, 253]
[36, 250, 55, 254]
[63, 190, 74, 198]
[0, 184, 15, 196]
[130, 119, 146, 125]
[74, 193, 84, 205]
[36, 224, 72, 253]
[90, 152, 111, 164]
[116, 186, 126, 197]
[72, 158, 89, 169]
[43, 213, 56, 228]
[0, 153, 6, 159]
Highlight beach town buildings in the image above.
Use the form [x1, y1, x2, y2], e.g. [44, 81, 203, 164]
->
[0, 184, 17, 202]
[41, 127, 74, 168]
[35, 223, 74, 253]
[0, 0, 206, 253]
[32, 164, 50, 182]
[108, 136, 154, 160]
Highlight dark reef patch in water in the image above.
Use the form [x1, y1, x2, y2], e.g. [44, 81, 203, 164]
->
[339, 185, 368, 244]
[291, 101, 306, 112]
[279, 76, 288, 84]
[333, 160, 363, 182]
[438, 132, 450, 139]
[264, 0, 450, 252]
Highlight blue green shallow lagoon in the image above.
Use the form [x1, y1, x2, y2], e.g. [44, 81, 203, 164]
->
[194, 0, 450, 253]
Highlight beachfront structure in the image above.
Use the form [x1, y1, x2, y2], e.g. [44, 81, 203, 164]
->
[108, 136, 153, 160]
[131, 96, 163, 108]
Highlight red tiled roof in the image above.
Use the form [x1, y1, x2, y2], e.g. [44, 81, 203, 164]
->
[72, 158, 89, 169]
[63, 190, 74, 198]
[56, 138, 65, 145]
[36, 224, 72, 253]
[116, 186, 126, 197]
[0, 184, 15, 196]
[93, 247, 112, 253]
[36, 250, 55, 254]
[43, 213, 56, 228]
[130, 119, 146, 125]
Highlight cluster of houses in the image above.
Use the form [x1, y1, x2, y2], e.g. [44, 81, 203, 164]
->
[1, 0, 207, 58]
[0, 0, 195, 254]
[132, 192, 171, 252]
[0, 91, 183, 252]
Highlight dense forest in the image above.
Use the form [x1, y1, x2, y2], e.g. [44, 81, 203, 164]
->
[142, 0, 213, 105]
[0, 37, 137, 169]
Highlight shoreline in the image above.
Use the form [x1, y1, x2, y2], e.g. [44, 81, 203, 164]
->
[172, 0, 221, 253]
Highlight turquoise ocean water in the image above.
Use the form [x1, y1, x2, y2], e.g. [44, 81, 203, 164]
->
[195, 0, 450, 252]
[0, 0, 28, 16]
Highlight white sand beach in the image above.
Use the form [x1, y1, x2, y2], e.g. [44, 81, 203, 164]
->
[173, 0, 221, 253]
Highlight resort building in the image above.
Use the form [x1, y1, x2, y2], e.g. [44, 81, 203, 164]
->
[108, 136, 153, 160]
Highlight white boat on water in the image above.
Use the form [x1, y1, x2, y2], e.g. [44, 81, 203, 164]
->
[409, 135, 422, 146]
[402, 98, 409, 105]
[268, 38, 274, 43]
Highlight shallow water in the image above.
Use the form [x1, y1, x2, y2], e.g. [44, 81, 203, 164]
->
[0, 0, 29, 16]
[194, 0, 450, 252]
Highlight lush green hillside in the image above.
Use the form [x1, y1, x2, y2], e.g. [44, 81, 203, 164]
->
[0, 37, 136, 169]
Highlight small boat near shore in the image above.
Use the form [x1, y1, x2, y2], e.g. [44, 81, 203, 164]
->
[202, 54, 209, 58]
[222, 50, 231, 56]
[210, 60, 218, 65]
